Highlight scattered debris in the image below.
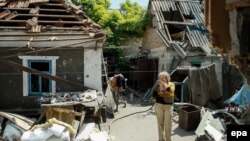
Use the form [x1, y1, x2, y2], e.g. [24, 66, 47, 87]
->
[0, 112, 35, 141]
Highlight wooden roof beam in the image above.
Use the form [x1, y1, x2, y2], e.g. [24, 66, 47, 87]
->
[163, 21, 193, 26]
[33, 3, 64, 7]
[0, 20, 86, 25]
[3, 7, 68, 12]
[17, 14, 77, 19]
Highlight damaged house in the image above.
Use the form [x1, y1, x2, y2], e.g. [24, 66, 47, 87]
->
[0, 0, 106, 115]
[127, 0, 225, 106]
[205, 0, 250, 99]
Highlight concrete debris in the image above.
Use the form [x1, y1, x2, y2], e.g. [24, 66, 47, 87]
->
[40, 90, 98, 104]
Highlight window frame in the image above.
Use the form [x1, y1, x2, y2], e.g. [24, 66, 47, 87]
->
[19, 56, 59, 96]
[28, 60, 52, 96]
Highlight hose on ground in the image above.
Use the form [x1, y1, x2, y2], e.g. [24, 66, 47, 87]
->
[108, 104, 155, 134]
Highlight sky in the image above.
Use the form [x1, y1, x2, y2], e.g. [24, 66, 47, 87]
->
[110, 0, 149, 9]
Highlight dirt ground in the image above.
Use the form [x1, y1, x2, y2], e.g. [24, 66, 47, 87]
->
[101, 94, 198, 141]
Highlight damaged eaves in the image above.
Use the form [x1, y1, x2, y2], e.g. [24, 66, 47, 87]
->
[0, 0, 102, 33]
[0, 0, 105, 48]
[151, 0, 212, 58]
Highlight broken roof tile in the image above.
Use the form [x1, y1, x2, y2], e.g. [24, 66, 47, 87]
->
[0, 0, 104, 35]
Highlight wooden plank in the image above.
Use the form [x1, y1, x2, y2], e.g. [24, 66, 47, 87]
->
[35, 3, 64, 7]
[0, 26, 27, 29]
[18, 14, 77, 18]
[0, 26, 86, 30]
[73, 120, 80, 139]
[0, 20, 86, 24]
[0, 37, 102, 56]
[163, 20, 193, 26]
[3, 7, 67, 12]
[4, 11, 18, 20]
[0, 59, 93, 91]
[0, 10, 11, 19]
[0, 111, 34, 130]
[0, 39, 97, 48]
[0, 31, 90, 36]
[0, 36, 90, 41]
[53, 108, 85, 116]
[39, 20, 86, 24]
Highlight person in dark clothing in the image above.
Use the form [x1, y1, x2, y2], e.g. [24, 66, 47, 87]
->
[108, 74, 127, 111]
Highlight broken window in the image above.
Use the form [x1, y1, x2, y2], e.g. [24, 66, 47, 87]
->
[162, 10, 186, 37]
[19, 56, 59, 96]
[28, 60, 51, 95]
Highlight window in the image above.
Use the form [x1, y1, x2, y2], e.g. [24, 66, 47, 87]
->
[19, 56, 59, 96]
[190, 60, 202, 67]
[28, 60, 51, 96]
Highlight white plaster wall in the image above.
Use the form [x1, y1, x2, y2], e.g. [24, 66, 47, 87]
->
[148, 47, 176, 72]
[142, 27, 165, 50]
[84, 48, 102, 92]
[121, 37, 142, 57]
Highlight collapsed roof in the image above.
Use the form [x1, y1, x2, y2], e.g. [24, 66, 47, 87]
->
[150, 0, 212, 58]
[0, 0, 105, 49]
[0, 0, 102, 33]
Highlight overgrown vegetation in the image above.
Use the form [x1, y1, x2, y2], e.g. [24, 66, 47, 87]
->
[74, 0, 149, 70]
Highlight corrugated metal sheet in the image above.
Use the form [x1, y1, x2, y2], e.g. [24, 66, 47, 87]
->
[151, 0, 212, 55]
[187, 26, 211, 54]
[152, 0, 177, 13]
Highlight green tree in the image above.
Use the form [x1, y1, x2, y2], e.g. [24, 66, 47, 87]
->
[77, 0, 149, 70]
[79, 0, 148, 45]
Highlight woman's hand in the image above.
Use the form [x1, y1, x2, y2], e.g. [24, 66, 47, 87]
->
[157, 80, 169, 91]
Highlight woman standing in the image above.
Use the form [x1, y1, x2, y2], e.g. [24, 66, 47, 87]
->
[153, 71, 175, 141]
